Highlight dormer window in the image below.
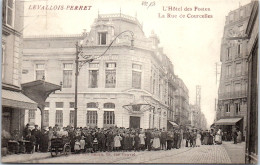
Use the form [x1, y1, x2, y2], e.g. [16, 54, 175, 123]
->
[98, 32, 107, 45]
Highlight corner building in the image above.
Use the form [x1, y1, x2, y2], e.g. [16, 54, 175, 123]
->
[217, 3, 253, 137]
[22, 14, 177, 129]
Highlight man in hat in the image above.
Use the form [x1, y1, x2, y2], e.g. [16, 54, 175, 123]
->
[160, 127, 167, 151]
[32, 125, 41, 152]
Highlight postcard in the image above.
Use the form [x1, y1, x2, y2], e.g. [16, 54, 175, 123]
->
[1, 0, 258, 164]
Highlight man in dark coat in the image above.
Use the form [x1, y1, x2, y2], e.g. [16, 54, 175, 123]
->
[106, 131, 114, 151]
[23, 124, 31, 139]
[173, 130, 179, 149]
[160, 128, 167, 151]
[166, 130, 174, 150]
[145, 130, 152, 151]
[97, 130, 106, 152]
[31, 125, 41, 152]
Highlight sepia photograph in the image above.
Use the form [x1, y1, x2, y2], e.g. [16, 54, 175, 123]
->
[1, 0, 258, 164]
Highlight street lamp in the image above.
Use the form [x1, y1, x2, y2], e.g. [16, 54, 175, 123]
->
[74, 30, 134, 128]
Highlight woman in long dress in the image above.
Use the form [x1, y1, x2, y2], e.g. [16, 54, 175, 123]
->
[215, 129, 222, 144]
[196, 131, 201, 147]
[114, 134, 122, 151]
[152, 131, 160, 150]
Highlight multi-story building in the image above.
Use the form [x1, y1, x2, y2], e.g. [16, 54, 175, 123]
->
[245, 1, 258, 163]
[1, 0, 37, 135]
[165, 56, 178, 129]
[217, 2, 253, 137]
[174, 77, 190, 126]
[21, 13, 181, 129]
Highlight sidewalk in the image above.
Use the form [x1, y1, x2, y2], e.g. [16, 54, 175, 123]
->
[1, 152, 50, 163]
[222, 141, 245, 164]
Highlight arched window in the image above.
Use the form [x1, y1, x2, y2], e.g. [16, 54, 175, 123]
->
[87, 102, 98, 108]
[103, 103, 115, 109]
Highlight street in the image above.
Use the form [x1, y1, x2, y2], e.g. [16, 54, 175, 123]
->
[2, 142, 245, 164]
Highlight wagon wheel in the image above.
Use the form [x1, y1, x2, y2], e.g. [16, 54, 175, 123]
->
[51, 148, 58, 157]
[64, 145, 71, 156]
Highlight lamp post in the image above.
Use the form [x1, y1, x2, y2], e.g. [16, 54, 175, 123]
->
[74, 30, 134, 129]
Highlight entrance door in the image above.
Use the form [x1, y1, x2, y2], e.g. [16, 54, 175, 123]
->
[130, 116, 140, 128]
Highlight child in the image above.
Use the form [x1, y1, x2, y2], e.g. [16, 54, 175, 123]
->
[80, 136, 85, 153]
[93, 137, 98, 152]
[74, 139, 80, 154]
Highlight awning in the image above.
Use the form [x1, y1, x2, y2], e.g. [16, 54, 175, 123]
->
[215, 118, 242, 125]
[168, 121, 178, 127]
[2, 89, 37, 109]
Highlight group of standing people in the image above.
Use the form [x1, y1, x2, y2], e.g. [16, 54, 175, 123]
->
[23, 124, 244, 154]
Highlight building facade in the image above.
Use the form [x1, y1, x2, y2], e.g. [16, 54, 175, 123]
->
[174, 77, 190, 126]
[21, 14, 185, 129]
[245, 1, 258, 163]
[1, 0, 37, 135]
[217, 2, 253, 136]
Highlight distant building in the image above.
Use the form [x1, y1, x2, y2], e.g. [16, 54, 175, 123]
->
[21, 13, 183, 129]
[2, 0, 37, 135]
[217, 2, 253, 137]
[190, 104, 201, 128]
[174, 77, 190, 126]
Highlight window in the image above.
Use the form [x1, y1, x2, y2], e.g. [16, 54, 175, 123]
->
[132, 64, 142, 89]
[55, 102, 63, 126]
[56, 102, 63, 108]
[43, 102, 50, 125]
[236, 63, 242, 76]
[63, 63, 73, 88]
[103, 111, 115, 125]
[43, 110, 49, 124]
[226, 65, 232, 78]
[2, 0, 14, 27]
[86, 111, 98, 125]
[235, 103, 240, 115]
[225, 104, 230, 113]
[28, 110, 35, 123]
[55, 110, 63, 127]
[69, 111, 75, 126]
[89, 70, 98, 88]
[69, 102, 74, 126]
[132, 71, 141, 89]
[226, 48, 231, 60]
[104, 103, 115, 109]
[35, 64, 45, 80]
[87, 102, 98, 108]
[2, 44, 5, 80]
[105, 63, 116, 88]
[98, 32, 107, 45]
[238, 44, 242, 56]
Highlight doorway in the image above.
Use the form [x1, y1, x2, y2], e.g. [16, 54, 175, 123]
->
[130, 116, 140, 128]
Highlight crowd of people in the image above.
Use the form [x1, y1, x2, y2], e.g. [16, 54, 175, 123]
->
[21, 124, 233, 154]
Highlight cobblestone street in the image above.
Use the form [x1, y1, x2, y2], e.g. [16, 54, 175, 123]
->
[2, 142, 245, 164]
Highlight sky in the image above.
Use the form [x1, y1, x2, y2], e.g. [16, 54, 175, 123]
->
[23, 0, 252, 128]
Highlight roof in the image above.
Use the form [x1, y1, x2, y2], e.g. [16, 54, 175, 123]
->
[215, 118, 242, 125]
[2, 89, 37, 109]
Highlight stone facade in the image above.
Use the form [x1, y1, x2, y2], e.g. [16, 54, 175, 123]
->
[21, 14, 186, 129]
[217, 2, 253, 135]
